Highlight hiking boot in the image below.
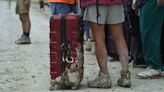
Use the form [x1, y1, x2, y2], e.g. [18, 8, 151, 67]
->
[85, 38, 92, 51]
[137, 66, 160, 79]
[117, 71, 131, 88]
[15, 35, 31, 44]
[87, 72, 112, 88]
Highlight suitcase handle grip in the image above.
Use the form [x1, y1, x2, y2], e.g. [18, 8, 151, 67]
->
[65, 56, 75, 63]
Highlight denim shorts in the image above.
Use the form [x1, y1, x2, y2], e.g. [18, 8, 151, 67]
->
[49, 2, 77, 15]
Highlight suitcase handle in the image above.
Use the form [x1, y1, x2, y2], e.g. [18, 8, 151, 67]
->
[65, 56, 75, 63]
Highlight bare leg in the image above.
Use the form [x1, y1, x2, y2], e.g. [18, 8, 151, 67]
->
[108, 23, 128, 72]
[15, 13, 31, 44]
[89, 22, 108, 73]
[19, 13, 31, 34]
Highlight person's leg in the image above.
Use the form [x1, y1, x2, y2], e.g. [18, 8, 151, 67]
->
[15, 13, 31, 44]
[87, 21, 111, 88]
[137, 0, 164, 78]
[106, 4, 131, 87]
[83, 5, 111, 88]
[108, 23, 131, 87]
[15, 0, 31, 44]
[19, 13, 31, 35]
[90, 22, 108, 73]
[109, 24, 128, 72]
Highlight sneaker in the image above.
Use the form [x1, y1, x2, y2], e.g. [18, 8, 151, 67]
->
[160, 71, 164, 77]
[137, 66, 160, 79]
[15, 35, 31, 44]
[87, 72, 112, 88]
[85, 38, 92, 51]
[117, 71, 131, 88]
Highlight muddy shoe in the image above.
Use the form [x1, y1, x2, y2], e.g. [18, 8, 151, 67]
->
[90, 42, 95, 55]
[15, 35, 31, 44]
[87, 72, 112, 88]
[85, 38, 92, 51]
[117, 71, 131, 88]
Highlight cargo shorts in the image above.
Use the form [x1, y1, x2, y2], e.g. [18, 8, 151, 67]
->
[16, 0, 30, 14]
[83, 4, 125, 24]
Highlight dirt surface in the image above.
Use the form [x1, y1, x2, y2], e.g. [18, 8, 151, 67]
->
[0, 0, 164, 92]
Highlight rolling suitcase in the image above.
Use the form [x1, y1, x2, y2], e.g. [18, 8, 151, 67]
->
[49, 14, 84, 90]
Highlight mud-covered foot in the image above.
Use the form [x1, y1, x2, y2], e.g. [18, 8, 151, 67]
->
[15, 35, 31, 44]
[117, 71, 131, 88]
[49, 85, 60, 91]
[87, 72, 112, 88]
[49, 80, 61, 90]
[90, 42, 95, 55]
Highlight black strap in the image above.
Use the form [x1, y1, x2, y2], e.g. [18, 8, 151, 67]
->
[67, 39, 72, 61]
[61, 15, 66, 73]
[96, 0, 100, 23]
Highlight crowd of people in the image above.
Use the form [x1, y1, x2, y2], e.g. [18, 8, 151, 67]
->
[15, 0, 164, 89]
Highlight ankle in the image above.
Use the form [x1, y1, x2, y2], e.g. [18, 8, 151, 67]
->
[100, 70, 109, 74]
[23, 32, 30, 37]
[120, 71, 130, 78]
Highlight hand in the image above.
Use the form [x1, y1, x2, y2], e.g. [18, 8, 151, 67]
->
[24, 0, 31, 5]
[131, 2, 137, 10]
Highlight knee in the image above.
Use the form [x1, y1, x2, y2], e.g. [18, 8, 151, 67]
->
[19, 14, 30, 22]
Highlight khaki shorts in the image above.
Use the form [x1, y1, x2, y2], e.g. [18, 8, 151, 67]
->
[16, 0, 30, 14]
[83, 4, 124, 24]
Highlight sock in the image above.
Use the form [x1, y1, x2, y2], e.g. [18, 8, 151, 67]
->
[23, 32, 30, 37]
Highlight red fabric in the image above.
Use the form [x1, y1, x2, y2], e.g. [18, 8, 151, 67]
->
[80, 0, 124, 8]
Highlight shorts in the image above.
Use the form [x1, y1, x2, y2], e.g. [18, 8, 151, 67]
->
[16, 0, 30, 14]
[49, 2, 77, 15]
[83, 4, 125, 24]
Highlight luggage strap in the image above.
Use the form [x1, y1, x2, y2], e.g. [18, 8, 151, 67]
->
[61, 15, 75, 79]
[61, 15, 66, 73]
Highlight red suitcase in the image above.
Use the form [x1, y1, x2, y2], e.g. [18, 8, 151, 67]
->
[49, 14, 84, 90]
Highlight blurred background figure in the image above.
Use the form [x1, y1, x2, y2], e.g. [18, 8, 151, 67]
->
[39, 0, 45, 11]
[7, 0, 12, 9]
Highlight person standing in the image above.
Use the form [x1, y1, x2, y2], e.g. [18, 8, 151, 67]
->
[81, 0, 131, 88]
[133, 0, 164, 78]
[15, 0, 31, 44]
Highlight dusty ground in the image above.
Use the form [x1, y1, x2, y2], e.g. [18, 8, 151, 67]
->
[0, 0, 164, 92]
